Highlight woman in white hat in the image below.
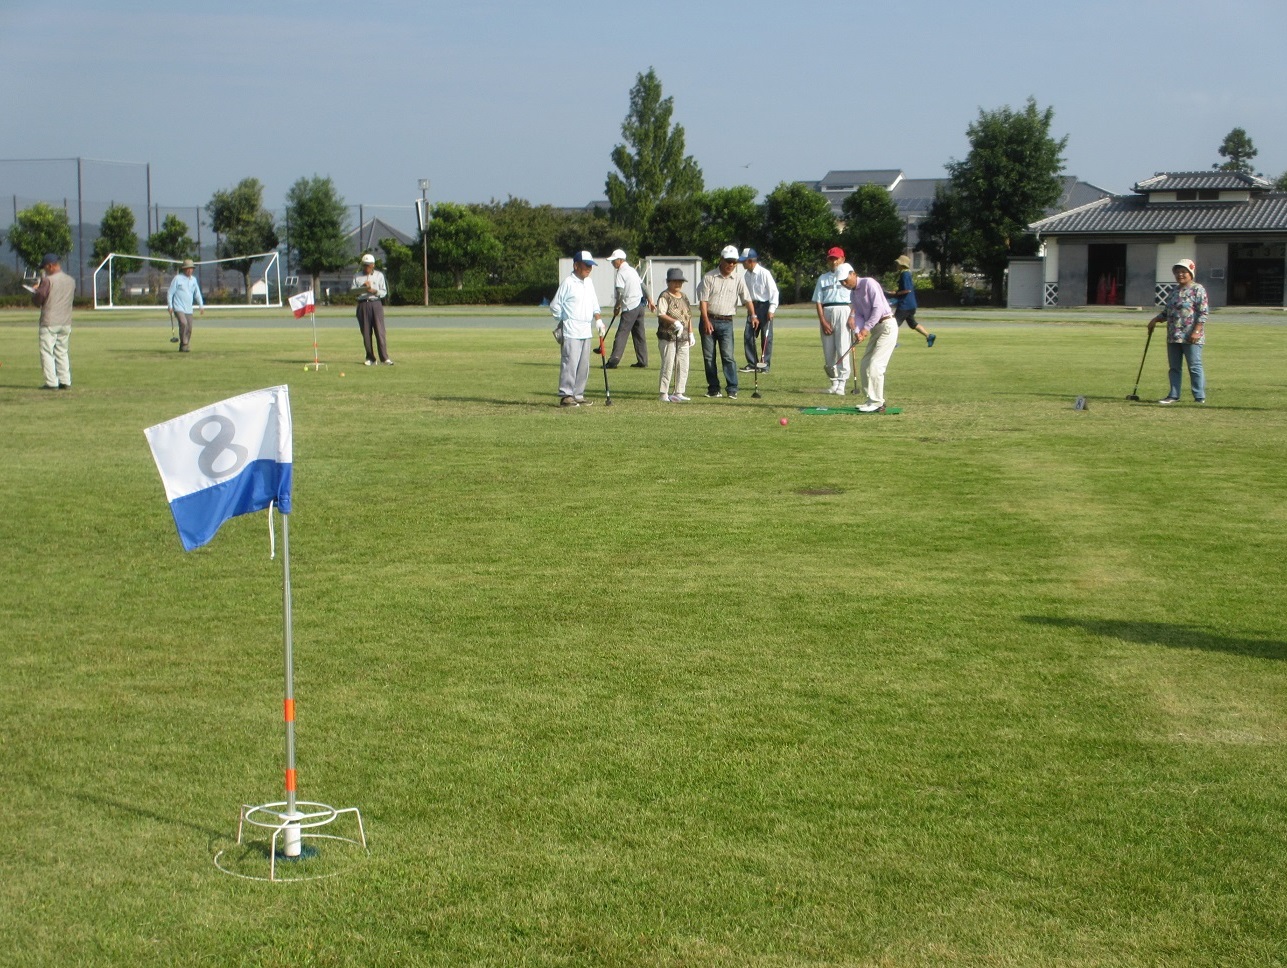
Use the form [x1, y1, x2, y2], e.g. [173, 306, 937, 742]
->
[1147, 259, 1206, 404]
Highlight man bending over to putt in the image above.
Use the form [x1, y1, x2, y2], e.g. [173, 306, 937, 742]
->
[838, 262, 897, 413]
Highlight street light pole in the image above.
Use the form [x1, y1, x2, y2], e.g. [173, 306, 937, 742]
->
[419, 179, 430, 308]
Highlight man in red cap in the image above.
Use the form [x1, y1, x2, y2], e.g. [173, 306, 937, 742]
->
[812, 246, 852, 395]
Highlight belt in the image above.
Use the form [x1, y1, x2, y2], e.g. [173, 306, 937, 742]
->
[710, 314, 732, 321]
[823, 302, 849, 307]
[359, 297, 382, 303]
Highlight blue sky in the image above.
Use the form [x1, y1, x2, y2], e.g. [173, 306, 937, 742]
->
[2, 0, 1284, 229]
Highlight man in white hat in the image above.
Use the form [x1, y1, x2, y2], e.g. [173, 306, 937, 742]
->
[550, 250, 605, 406]
[838, 262, 898, 413]
[166, 258, 204, 353]
[737, 248, 778, 372]
[605, 248, 653, 369]
[352, 253, 391, 365]
[697, 245, 759, 398]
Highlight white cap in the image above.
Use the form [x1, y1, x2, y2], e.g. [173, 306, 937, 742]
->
[834, 262, 855, 280]
[720, 245, 739, 260]
[608, 248, 628, 262]
[361, 253, 375, 264]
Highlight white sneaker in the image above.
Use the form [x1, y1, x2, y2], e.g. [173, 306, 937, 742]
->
[858, 401, 885, 413]
[671, 393, 690, 402]
[1157, 397, 1179, 405]
[659, 393, 671, 402]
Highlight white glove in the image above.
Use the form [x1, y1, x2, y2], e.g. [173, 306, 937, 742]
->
[595, 319, 606, 337]
[687, 333, 696, 347]
[672, 320, 684, 337]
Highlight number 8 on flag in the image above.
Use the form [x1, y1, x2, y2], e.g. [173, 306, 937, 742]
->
[144, 385, 294, 551]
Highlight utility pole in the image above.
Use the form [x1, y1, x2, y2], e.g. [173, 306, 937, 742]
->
[419, 179, 429, 307]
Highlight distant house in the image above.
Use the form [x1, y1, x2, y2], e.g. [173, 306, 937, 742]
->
[1024, 171, 1287, 308]
[805, 170, 1110, 270]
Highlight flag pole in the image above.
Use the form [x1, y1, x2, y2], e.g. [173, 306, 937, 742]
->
[307, 306, 326, 371]
[280, 508, 302, 855]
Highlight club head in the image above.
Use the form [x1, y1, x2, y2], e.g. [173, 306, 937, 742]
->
[170, 337, 180, 343]
[605, 397, 613, 407]
[751, 390, 762, 399]
[1125, 393, 1140, 401]
[593, 346, 603, 355]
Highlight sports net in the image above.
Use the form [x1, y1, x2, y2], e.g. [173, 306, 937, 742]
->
[92, 251, 282, 310]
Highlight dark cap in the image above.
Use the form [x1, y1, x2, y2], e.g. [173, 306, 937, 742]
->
[666, 267, 686, 282]
[40, 253, 60, 267]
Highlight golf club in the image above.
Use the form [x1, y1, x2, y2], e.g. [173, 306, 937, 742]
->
[597, 314, 620, 406]
[168, 309, 179, 343]
[751, 326, 767, 398]
[848, 337, 859, 395]
[593, 310, 619, 355]
[1125, 326, 1153, 400]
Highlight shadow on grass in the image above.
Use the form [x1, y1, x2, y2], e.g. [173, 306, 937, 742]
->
[1022, 615, 1287, 661]
[62, 788, 229, 840]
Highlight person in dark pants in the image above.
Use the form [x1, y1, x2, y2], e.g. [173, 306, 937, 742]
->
[352, 253, 392, 365]
[697, 245, 758, 399]
[606, 248, 653, 368]
[738, 248, 779, 372]
[887, 254, 934, 346]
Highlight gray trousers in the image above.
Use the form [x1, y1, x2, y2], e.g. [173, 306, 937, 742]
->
[609, 303, 648, 366]
[558, 337, 591, 399]
[174, 312, 194, 348]
[357, 298, 388, 362]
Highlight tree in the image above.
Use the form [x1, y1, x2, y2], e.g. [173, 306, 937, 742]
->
[605, 67, 704, 256]
[838, 185, 905, 277]
[946, 97, 1067, 304]
[284, 175, 351, 295]
[207, 178, 279, 296]
[916, 185, 966, 290]
[7, 202, 73, 272]
[762, 182, 837, 302]
[694, 186, 763, 264]
[147, 214, 195, 261]
[1275, 171, 1287, 192]
[472, 197, 565, 285]
[553, 207, 631, 263]
[91, 203, 143, 300]
[1215, 128, 1257, 173]
[422, 202, 503, 289]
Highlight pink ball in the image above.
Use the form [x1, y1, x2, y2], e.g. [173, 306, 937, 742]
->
[779, 418, 788, 426]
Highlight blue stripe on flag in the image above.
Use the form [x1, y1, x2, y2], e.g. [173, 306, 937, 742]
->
[169, 459, 293, 551]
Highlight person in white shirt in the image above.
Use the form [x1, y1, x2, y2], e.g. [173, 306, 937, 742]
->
[738, 248, 779, 372]
[812, 246, 852, 395]
[351, 253, 392, 365]
[605, 248, 654, 369]
[166, 258, 204, 353]
[550, 250, 605, 407]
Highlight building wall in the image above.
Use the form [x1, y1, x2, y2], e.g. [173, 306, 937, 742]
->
[1059, 243, 1089, 307]
[1125, 244, 1157, 307]
[1195, 241, 1229, 306]
[1007, 258, 1044, 308]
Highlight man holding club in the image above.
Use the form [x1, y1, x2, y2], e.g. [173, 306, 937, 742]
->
[166, 258, 204, 353]
[738, 248, 779, 373]
[698, 245, 759, 399]
[551, 251, 604, 407]
[813, 246, 852, 395]
[32, 252, 75, 390]
[606, 248, 653, 369]
[838, 262, 898, 413]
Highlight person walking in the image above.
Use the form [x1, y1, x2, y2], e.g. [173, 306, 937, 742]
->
[656, 267, 693, 402]
[32, 253, 76, 390]
[550, 250, 605, 407]
[697, 245, 759, 399]
[166, 258, 204, 352]
[1148, 258, 1207, 404]
[813, 246, 852, 395]
[838, 262, 898, 413]
[606, 248, 653, 369]
[738, 248, 779, 372]
[352, 253, 392, 365]
[887, 254, 934, 347]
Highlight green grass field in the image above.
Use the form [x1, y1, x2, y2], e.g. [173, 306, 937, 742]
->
[2, 307, 1285, 967]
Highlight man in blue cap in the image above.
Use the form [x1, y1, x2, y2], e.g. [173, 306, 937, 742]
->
[738, 248, 778, 372]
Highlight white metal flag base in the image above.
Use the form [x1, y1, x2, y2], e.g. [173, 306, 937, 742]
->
[215, 800, 367, 882]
